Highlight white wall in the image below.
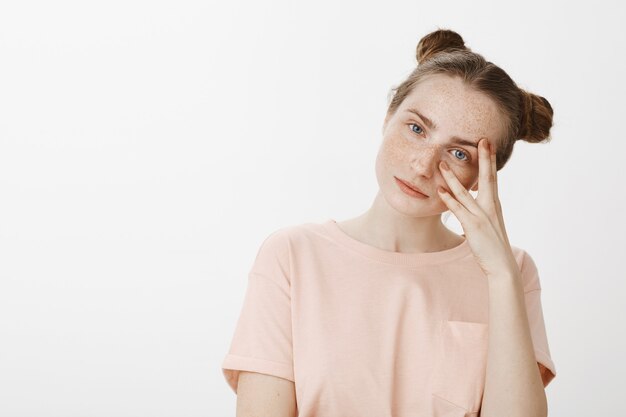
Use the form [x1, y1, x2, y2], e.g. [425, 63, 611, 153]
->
[0, 0, 623, 415]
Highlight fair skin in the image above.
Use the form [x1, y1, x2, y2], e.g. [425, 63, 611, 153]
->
[236, 73, 550, 416]
[338, 73, 549, 416]
[236, 371, 297, 417]
[336, 73, 505, 253]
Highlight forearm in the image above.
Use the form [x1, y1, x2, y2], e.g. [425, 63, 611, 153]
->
[480, 272, 547, 417]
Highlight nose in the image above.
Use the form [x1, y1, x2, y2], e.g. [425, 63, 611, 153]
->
[410, 146, 441, 179]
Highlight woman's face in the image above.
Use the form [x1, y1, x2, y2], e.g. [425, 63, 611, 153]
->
[376, 73, 505, 217]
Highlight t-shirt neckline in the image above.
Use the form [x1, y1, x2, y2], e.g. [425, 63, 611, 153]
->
[321, 218, 472, 266]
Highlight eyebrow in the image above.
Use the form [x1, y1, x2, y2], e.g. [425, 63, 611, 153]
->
[405, 108, 480, 148]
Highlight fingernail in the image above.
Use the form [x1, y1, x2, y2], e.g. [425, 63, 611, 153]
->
[440, 161, 449, 170]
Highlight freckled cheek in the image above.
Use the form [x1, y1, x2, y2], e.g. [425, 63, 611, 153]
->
[378, 133, 477, 187]
[378, 135, 412, 167]
[445, 167, 477, 189]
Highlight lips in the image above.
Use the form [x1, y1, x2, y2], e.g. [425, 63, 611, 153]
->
[396, 177, 428, 196]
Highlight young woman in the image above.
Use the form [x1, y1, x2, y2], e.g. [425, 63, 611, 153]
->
[222, 29, 557, 417]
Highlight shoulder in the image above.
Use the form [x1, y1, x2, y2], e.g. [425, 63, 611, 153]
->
[251, 220, 327, 279]
[258, 220, 327, 250]
[509, 244, 542, 292]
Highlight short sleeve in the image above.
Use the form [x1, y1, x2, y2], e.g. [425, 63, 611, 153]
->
[221, 229, 294, 394]
[520, 250, 557, 388]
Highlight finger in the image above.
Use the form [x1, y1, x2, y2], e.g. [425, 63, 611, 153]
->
[490, 140, 499, 200]
[438, 161, 483, 216]
[437, 186, 471, 225]
[477, 138, 495, 203]
[489, 142, 509, 244]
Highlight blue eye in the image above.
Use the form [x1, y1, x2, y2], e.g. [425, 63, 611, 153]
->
[452, 149, 469, 162]
[410, 123, 424, 135]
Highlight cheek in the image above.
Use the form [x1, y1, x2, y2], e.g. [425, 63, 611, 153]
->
[378, 134, 411, 169]
[446, 166, 478, 189]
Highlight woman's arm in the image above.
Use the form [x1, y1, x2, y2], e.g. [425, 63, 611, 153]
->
[479, 273, 548, 417]
[236, 371, 297, 417]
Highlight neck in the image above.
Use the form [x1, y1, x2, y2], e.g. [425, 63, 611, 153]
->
[351, 191, 463, 254]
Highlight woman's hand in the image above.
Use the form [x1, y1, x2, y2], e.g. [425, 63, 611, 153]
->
[437, 138, 519, 278]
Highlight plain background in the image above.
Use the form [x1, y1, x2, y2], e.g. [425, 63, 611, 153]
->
[1, 0, 624, 415]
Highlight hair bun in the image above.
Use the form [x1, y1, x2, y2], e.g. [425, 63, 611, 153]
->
[518, 90, 554, 144]
[416, 28, 469, 63]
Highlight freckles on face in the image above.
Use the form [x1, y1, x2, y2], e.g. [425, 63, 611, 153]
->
[378, 74, 502, 191]
[377, 119, 478, 190]
[378, 123, 413, 169]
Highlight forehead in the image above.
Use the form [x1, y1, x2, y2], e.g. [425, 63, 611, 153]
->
[399, 74, 505, 142]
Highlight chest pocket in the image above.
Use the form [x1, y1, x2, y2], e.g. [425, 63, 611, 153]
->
[431, 320, 489, 416]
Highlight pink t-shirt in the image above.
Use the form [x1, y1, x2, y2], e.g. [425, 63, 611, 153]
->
[221, 219, 556, 416]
